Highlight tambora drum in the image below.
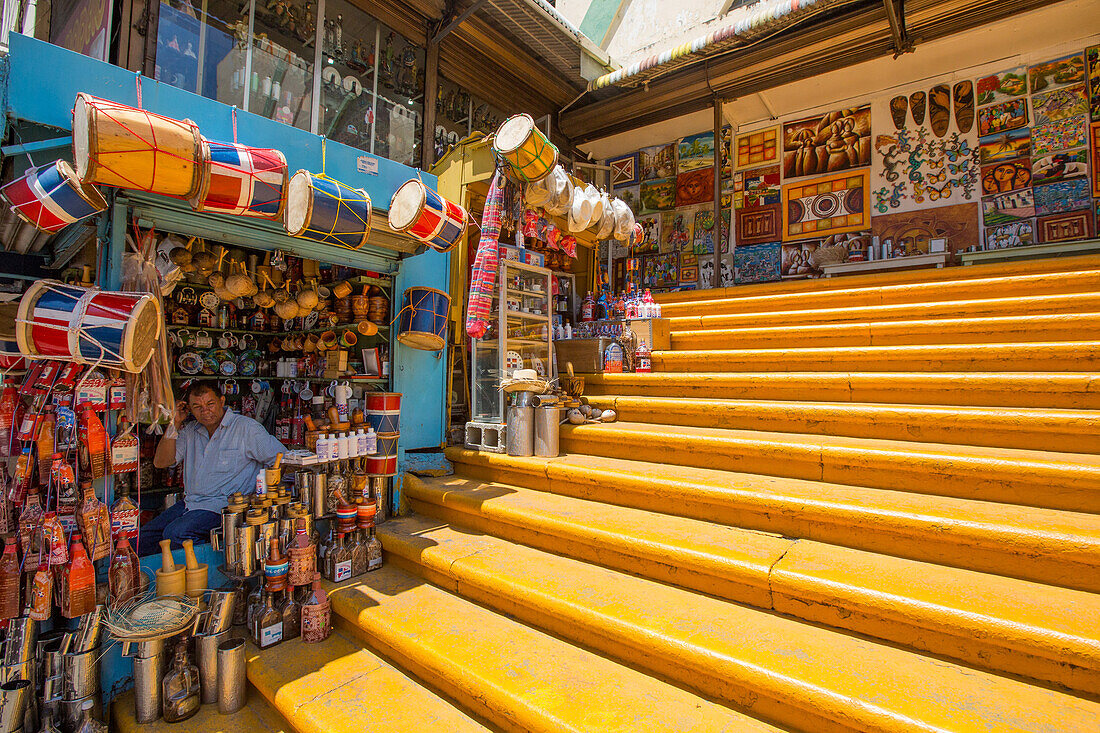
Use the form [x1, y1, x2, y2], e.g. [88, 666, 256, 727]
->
[0, 339, 27, 371]
[396, 287, 449, 351]
[0, 161, 107, 233]
[16, 280, 162, 373]
[365, 431, 398, 476]
[493, 113, 558, 183]
[191, 139, 288, 220]
[72, 93, 206, 198]
[387, 179, 467, 253]
[284, 170, 371, 249]
[366, 391, 400, 433]
[366, 411, 399, 434]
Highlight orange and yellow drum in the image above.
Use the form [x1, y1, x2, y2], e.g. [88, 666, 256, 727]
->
[493, 113, 558, 183]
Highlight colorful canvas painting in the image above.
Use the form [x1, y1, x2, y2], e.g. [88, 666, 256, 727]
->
[635, 214, 662, 254]
[982, 188, 1035, 226]
[783, 170, 870, 241]
[692, 208, 731, 255]
[871, 203, 980, 255]
[1093, 123, 1100, 197]
[1029, 53, 1085, 94]
[640, 143, 677, 180]
[720, 126, 733, 178]
[660, 210, 694, 252]
[679, 132, 715, 172]
[645, 253, 678, 287]
[675, 168, 714, 206]
[872, 87, 979, 214]
[979, 129, 1031, 164]
[640, 178, 676, 213]
[609, 153, 640, 188]
[985, 220, 1035, 250]
[1033, 178, 1091, 217]
[976, 67, 1028, 106]
[1032, 84, 1089, 125]
[1031, 149, 1089, 186]
[736, 127, 778, 168]
[980, 158, 1031, 195]
[1036, 209, 1095, 243]
[734, 165, 781, 209]
[618, 185, 641, 213]
[734, 242, 781, 284]
[781, 241, 820, 279]
[736, 204, 782, 246]
[1031, 116, 1088, 156]
[782, 106, 871, 178]
[1087, 46, 1100, 122]
[977, 98, 1029, 137]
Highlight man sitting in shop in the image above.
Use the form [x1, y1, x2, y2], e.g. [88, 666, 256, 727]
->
[139, 381, 285, 556]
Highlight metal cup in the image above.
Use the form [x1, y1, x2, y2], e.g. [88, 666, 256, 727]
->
[72, 606, 103, 653]
[220, 508, 244, 571]
[0, 680, 30, 733]
[216, 639, 246, 714]
[196, 630, 230, 705]
[60, 647, 99, 700]
[132, 654, 165, 724]
[236, 524, 258, 576]
[59, 694, 99, 733]
[256, 522, 277, 561]
[205, 591, 236, 635]
[312, 472, 327, 519]
[1, 619, 37, 665]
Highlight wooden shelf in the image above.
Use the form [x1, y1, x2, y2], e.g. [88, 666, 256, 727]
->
[960, 239, 1100, 265]
[167, 324, 389, 335]
[821, 252, 952, 277]
[507, 288, 549, 298]
[506, 310, 548, 321]
[171, 374, 388, 382]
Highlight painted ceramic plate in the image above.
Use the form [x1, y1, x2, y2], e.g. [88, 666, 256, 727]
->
[238, 359, 257, 376]
[202, 355, 219, 375]
[532, 356, 545, 377]
[219, 360, 237, 376]
[199, 291, 219, 310]
[505, 350, 524, 372]
[178, 352, 202, 375]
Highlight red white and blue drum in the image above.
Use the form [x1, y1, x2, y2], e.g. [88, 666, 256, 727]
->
[387, 179, 468, 253]
[0, 160, 107, 233]
[191, 139, 288, 220]
[396, 287, 450, 351]
[284, 170, 371, 249]
[0, 339, 27, 371]
[16, 280, 162, 373]
[366, 391, 401, 434]
[366, 392, 402, 412]
[365, 431, 398, 476]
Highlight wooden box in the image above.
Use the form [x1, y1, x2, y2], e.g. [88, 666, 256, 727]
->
[625, 318, 670, 351]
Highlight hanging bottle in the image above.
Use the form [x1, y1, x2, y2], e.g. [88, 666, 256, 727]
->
[36, 408, 55, 484]
[79, 404, 108, 479]
[161, 640, 201, 723]
[42, 511, 68, 565]
[62, 533, 97, 618]
[0, 379, 16, 457]
[0, 536, 21, 618]
[13, 446, 34, 503]
[18, 492, 43, 556]
[52, 456, 79, 534]
[108, 537, 141, 607]
[77, 480, 111, 561]
[110, 477, 139, 540]
[110, 417, 139, 473]
[28, 560, 53, 621]
[301, 572, 331, 643]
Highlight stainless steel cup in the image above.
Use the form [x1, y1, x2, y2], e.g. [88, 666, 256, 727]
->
[0, 680, 30, 733]
[236, 524, 258, 575]
[196, 630, 230, 705]
[1, 619, 37, 665]
[313, 472, 328, 518]
[256, 522, 277, 561]
[60, 647, 99, 700]
[72, 606, 103, 654]
[216, 638, 246, 714]
[205, 591, 236, 634]
[220, 508, 244, 572]
[58, 694, 99, 733]
[122, 638, 166, 725]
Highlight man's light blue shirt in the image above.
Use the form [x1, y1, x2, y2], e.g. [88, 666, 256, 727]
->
[174, 409, 285, 512]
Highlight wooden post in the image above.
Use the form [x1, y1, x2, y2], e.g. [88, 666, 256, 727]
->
[422, 41, 440, 170]
[712, 97, 723, 289]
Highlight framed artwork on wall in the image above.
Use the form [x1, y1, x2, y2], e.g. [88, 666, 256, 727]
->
[608, 153, 640, 188]
[782, 170, 871, 241]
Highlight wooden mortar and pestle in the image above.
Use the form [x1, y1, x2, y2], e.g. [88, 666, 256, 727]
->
[182, 539, 208, 601]
[156, 539, 186, 597]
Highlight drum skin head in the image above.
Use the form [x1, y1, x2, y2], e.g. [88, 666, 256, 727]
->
[495, 114, 534, 154]
[72, 95, 92, 181]
[397, 331, 445, 350]
[285, 170, 312, 235]
[388, 180, 424, 231]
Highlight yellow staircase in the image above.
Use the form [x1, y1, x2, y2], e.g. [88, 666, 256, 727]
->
[115, 255, 1100, 732]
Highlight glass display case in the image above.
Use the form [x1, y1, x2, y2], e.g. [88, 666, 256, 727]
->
[471, 260, 553, 423]
[552, 272, 577, 330]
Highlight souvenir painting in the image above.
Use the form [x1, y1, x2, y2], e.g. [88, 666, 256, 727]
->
[782, 106, 871, 178]
[736, 203, 782, 245]
[734, 242, 781, 284]
[871, 203, 980, 255]
[693, 206, 730, 254]
[720, 126, 733, 178]
[681, 251, 698, 267]
[736, 127, 778, 168]
[982, 188, 1035, 226]
[640, 178, 676, 213]
[608, 153, 640, 188]
[980, 159, 1031, 195]
[675, 168, 713, 206]
[1087, 46, 1100, 121]
[783, 170, 870, 241]
[679, 264, 699, 285]
[1036, 209, 1094, 243]
[640, 143, 677, 180]
[781, 241, 820, 279]
[1093, 123, 1100, 197]
[1031, 116, 1088, 156]
[678, 132, 715, 172]
[976, 66, 1028, 106]
[650, 252, 678, 286]
[976, 98, 1028, 137]
[635, 214, 662, 254]
[1029, 53, 1085, 94]
[734, 165, 781, 209]
[660, 210, 694, 252]
[979, 128, 1031, 164]
[1032, 84, 1088, 125]
[985, 220, 1034, 250]
[1032, 178, 1091, 217]
[1031, 149, 1089, 186]
[618, 185, 641, 213]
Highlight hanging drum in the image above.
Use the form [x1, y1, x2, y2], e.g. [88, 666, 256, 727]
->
[387, 179, 468, 253]
[0, 339, 27, 371]
[284, 170, 372, 249]
[191, 139, 288, 220]
[16, 280, 162, 373]
[72, 93, 206, 198]
[493, 113, 558, 183]
[396, 287, 450, 351]
[0, 160, 107, 234]
[366, 392, 401, 434]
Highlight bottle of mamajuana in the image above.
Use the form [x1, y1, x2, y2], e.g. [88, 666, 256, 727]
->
[301, 572, 331, 644]
[323, 533, 352, 583]
[280, 588, 301, 641]
[253, 589, 283, 649]
[108, 538, 140, 606]
[161, 639, 201, 722]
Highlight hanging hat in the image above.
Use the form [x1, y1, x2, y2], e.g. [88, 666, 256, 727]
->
[595, 193, 615, 239]
[568, 185, 593, 232]
[525, 174, 553, 208]
[612, 198, 635, 241]
[585, 185, 604, 224]
[547, 167, 572, 216]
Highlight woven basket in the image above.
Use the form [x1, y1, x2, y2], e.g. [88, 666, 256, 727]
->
[810, 244, 848, 269]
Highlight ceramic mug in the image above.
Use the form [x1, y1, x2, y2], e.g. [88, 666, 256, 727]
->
[219, 331, 238, 349]
[303, 334, 319, 352]
[332, 281, 353, 298]
[339, 330, 357, 348]
[194, 330, 212, 348]
[356, 320, 378, 336]
[223, 379, 239, 395]
[318, 330, 338, 351]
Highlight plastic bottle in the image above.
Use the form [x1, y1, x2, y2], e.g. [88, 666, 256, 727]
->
[315, 433, 329, 461]
[328, 434, 339, 461]
[78, 404, 107, 479]
[364, 427, 376, 455]
[0, 536, 21, 618]
[110, 417, 139, 473]
[337, 432, 349, 460]
[635, 341, 652, 373]
[255, 468, 266, 496]
[36, 408, 55, 483]
[62, 533, 97, 618]
[0, 379, 16, 457]
[355, 429, 366, 457]
[108, 537, 141, 606]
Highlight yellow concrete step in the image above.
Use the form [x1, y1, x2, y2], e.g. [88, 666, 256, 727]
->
[380, 515, 1100, 733]
[112, 686, 291, 733]
[654, 253, 1100, 304]
[585, 396, 1100, 453]
[405, 473, 1100, 694]
[444, 448, 1100, 593]
[653, 341, 1100, 372]
[670, 313, 1100, 350]
[245, 632, 488, 732]
[659, 269, 1100, 318]
[668, 292, 1100, 331]
[324, 566, 783, 732]
[557, 422, 1100, 513]
[582, 371, 1100, 409]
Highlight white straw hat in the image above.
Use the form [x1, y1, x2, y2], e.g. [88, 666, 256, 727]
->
[568, 185, 593, 232]
[595, 193, 616, 238]
[611, 198, 634, 241]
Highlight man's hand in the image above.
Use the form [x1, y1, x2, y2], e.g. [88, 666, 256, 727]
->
[174, 400, 190, 428]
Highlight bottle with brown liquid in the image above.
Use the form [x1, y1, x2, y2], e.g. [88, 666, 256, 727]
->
[161, 640, 201, 722]
[61, 533, 96, 618]
[286, 518, 316, 587]
[280, 588, 301, 641]
[53, 457, 78, 534]
[76, 481, 111, 560]
[366, 523, 383, 572]
[36, 408, 55, 484]
[323, 533, 352, 582]
[0, 536, 21, 618]
[263, 537, 288, 592]
[18, 492, 43, 556]
[109, 477, 139, 540]
[301, 572, 331, 643]
[108, 538, 140, 606]
[252, 589, 283, 649]
[350, 527, 366, 576]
